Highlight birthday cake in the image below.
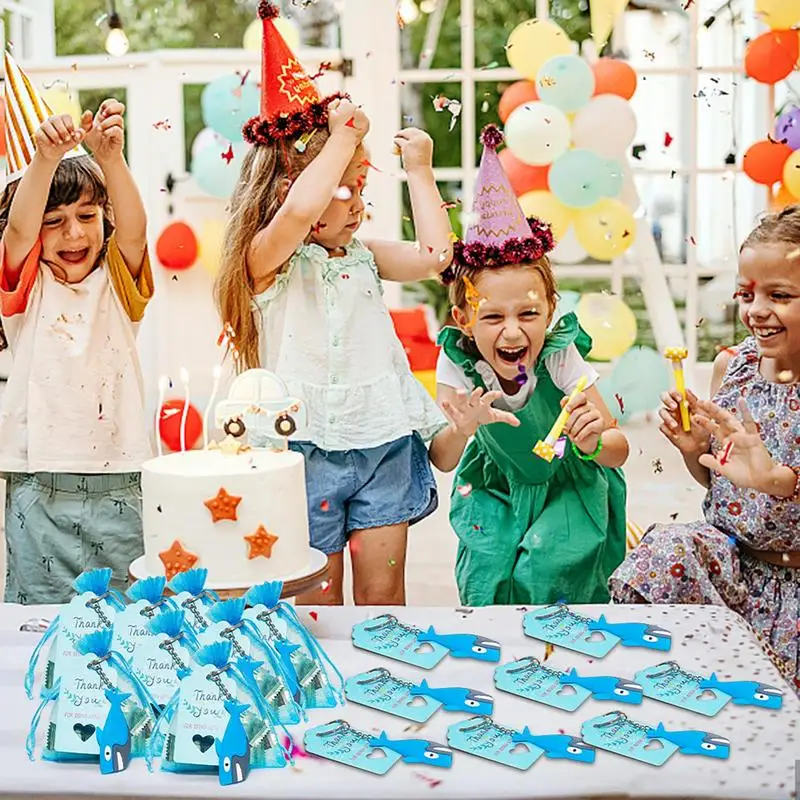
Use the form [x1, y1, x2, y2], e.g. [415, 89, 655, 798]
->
[140, 370, 312, 587]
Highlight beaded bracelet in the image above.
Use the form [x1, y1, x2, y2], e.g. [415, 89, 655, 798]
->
[773, 464, 800, 502]
[571, 437, 603, 461]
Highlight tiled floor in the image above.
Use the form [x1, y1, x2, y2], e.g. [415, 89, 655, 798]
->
[0, 413, 705, 605]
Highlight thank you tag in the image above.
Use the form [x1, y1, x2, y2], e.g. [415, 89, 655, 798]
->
[635, 662, 730, 717]
[352, 615, 448, 670]
[304, 720, 402, 775]
[581, 712, 679, 766]
[523, 605, 619, 658]
[494, 658, 591, 712]
[446, 716, 543, 770]
[344, 668, 442, 723]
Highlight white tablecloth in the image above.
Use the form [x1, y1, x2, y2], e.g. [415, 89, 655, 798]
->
[0, 603, 796, 800]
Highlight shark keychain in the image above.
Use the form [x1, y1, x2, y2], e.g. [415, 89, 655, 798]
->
[559, 668, 644, 705]
[409, 679, 494, 715]
[369, 732, 453, 768]
[587, 615, 672, 652]
[415, 626, 501, 663]
[646, 723, 730, 760]
[511, 727, 596, 763]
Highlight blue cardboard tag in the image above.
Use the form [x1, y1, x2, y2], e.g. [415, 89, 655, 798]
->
[416, 626, 501, 663]
[646, 723, 730, 759]
[511, 727, 596, 763]
[344, 668, 442, 723]
[559, 667, 644, 706]
[581, 712, 679, 766]
[304, 720, 402, 775]
[523, 605, 619, 658]
[352, 615, 449, 670]
[696, 672, 784, 711]
[494, 657, 591, 712]
[586, 615, 672, 652]
[409, 679, 493, 715]
[635, 662, 730, 717]
[369, 731, 453, 768]
[446, 716, 543, 770]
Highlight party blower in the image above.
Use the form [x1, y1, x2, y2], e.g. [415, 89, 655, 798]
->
[664, 347, 690, 432]
[533, 376, 588, 462]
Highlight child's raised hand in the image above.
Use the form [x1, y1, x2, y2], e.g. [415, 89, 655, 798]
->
[695, 398, 779, 492]
[441, 388, 520, 438]
[658, 389, 710, 455]
[327, 98, 369, 141]
[394, 128, 433, 172]
[562, 391, 605, 454]
[82, 99, 126, 162]
[33, 113, 84, 163]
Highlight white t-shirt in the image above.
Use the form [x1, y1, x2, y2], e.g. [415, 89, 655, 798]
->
[0, 236, 154, 473]
[436, 342, 599, 412]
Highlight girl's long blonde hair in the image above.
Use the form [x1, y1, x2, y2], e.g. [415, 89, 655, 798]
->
[215, 131, 329, 371]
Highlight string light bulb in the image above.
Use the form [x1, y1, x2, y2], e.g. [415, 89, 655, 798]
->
[397, 0, 420, 24]
[105, 4, 129, 57]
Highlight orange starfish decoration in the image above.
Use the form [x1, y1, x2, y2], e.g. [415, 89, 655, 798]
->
[244, 525, 279, 559]
[204, 487, 242, 523]
[159, 540, 199, 580]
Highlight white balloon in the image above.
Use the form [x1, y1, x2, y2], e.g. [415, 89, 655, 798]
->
[571, 95, 637, 158]
[192, 128, 229, 159]
[504, 102, 571, 166]
[550, 226, 587, 264]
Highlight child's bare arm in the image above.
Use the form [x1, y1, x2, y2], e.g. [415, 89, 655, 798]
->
[3, 115, 82, 277]
[366, 129, 453, 282]
[247, 100, 368, 293]
[83, 100, 147, 277]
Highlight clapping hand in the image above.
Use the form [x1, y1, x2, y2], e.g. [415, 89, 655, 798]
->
[441, 388, 520, 438]
[81, 98, 126, 162]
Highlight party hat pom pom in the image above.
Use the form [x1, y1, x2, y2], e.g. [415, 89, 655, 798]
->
[148, 610, 188, 639]
[245, 581, 283, 610]
[169, 568, 208, 596]
[73, 568, 113, 596]
[481, 124, 504, 150]
[258, 0, 280, 19]
[194, 641, 232, 669]
[77, 629, 113, 658]
[126, 576, 167, 605]
[207, 598, 247, 626]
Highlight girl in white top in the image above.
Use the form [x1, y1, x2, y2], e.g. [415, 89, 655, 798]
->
[0, 103, 153, 603]
[217, 98, 451, 606]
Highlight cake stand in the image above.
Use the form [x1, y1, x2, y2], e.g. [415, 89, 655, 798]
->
[128, 547, 330, 601]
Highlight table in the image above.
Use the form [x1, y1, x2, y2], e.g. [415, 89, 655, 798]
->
[1, 603, 797, 800]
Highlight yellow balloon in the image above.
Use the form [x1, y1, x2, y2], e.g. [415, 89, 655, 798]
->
[243, 17, 300, 52]
[755, 0, 800, 30]
[42, 86, 82, 125]
[574, 198, 636, 261]
[576, 292, 637, 361]
[518, 190, 574, 239]
[198, 218, 226, 278]
[506, 19, 572, 81]
[783, 150, 800, 198]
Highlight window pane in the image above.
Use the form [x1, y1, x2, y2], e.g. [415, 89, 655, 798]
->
[399, 0, 461, 70]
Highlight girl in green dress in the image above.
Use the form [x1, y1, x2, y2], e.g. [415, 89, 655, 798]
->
[429, 126, 630, 606]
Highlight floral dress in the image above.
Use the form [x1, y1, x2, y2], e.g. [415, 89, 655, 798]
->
[609, 337, 800, 691]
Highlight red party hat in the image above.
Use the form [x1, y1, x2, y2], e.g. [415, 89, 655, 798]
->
[242, 1, 347, 145]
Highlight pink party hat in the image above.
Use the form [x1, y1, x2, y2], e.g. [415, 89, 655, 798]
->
[445, 125, 554, 283]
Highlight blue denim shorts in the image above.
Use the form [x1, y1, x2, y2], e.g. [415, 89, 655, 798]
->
[289, 433, 438, 555]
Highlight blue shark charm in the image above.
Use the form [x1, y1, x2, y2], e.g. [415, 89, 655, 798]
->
[410, 679, 494, 715]
[369, 731, 453, 768]
[96, 688, 132, 775]
[274, 640, 302, 702]
[559, 668, 643, 705]
[698, 673, 783, 710]
[646, 723, 730, 759]
[216, 700, 251, 786]
[416, 627, 501, 663]
[512, 727, 596, 763]
[586, 616, 672, 651]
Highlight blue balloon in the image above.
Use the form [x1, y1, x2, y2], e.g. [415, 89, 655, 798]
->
[598, 346, 671, 422]
[597, 158, 624, 199]
[549, 150, 611, 208]
[201, 75, 260, 142]
[537, 55, 595, 113]
[192, 141, 249, 199]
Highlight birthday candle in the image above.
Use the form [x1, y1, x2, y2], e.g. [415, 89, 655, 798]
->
[179, 368, 190, 452]
[203, 365, 223, 449]
[156, 376, 169, 458]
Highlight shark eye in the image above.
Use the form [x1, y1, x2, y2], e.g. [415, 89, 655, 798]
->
[424, 751, 440, 760]
[754, 692, 769, 702]
[103, 745, 112, 761]
[464, 699, 479, 707]
[701, 742, 716, 750]
[223, 756, 231, 772]
[472, 646, 487, 654]
[642, 634, 659, 643]
[567, 746, 582, 755]
[614, 688, 630, 696]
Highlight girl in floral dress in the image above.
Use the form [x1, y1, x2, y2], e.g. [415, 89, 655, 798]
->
[610, 206, 800, 691]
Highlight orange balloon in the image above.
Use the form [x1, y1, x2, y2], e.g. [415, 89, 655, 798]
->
[0, 97, 5, 158]
[771, 183, 799, 211]
[591, 58, 637, 100]
[743, 139, 792, 185]
[498, 148, 550, 196]
[498, 81, 539, 123]
[744, 30, 799, 85]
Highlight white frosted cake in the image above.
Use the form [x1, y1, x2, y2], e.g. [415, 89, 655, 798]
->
[140, 368, 313, 587]
[141, 448, 311, 586]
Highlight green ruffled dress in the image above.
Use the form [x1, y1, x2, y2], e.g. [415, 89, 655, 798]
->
[438, 312, 627, 606]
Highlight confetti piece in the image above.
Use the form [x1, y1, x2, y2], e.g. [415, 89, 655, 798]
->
[388, 558, 397, 567]
[152, 119, 172, 130]
[669, 512, 679, 521]
[643, 50, 655, 61]
[614, 393, 625, 414]
[455, 607, 474, 614]
[543, 642, 555, 662]
[320, 580, 331, 594]
[308, 61, 333, 80]
[682, 0, 694, 7]
[457, 483, 473, 497]
[334, 186, 353, 200]
[515, 365, 528, 386]
[664, 132, 674, 148]
[651, 458, 663, 474]
[320, 499, 330, 512]
[553, 437, 567, 459]
[345, 116, 356, 128]
[413, 772, 443, 789]
[719, 441, 734, 466]
[777, 370, 795, 383]
[309, 611, 318, 621]
[221, 145, 234, 164]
